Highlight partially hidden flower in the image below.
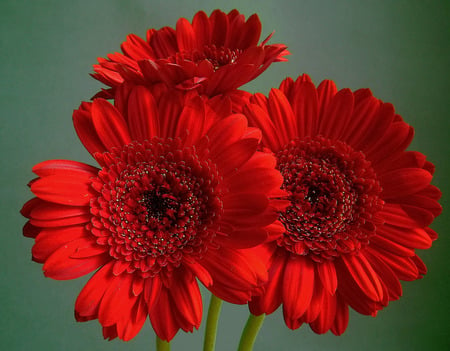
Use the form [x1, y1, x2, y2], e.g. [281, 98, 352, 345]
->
[92, 9, 289, 99]
[21, 85, 286, 341]
[245, 74, 442, 334]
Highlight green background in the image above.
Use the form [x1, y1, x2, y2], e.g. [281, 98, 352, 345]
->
[1, 0, 449, 350]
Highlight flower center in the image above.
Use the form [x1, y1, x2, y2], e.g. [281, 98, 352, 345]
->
[90, 138, 224, 277]
[169, 45, 242, 70]
[201, 45, 241, 69]
[276, 136, 383, 262]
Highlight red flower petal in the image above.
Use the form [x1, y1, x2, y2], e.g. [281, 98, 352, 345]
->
[282, 256, 315, 319]
[31, 175, 94, 206]
[149, 288, 180, 341]
[330, 298, 349, 335]
[317, 260, 338, 295]
[249, 249, 286, 315]
[91, 98, 131, 150]
[43, 239, 109, 280]
[176, 17, 196, 52]
[169, 268, 202, 327]
[317, 88, 354, 140]
[309, 290, 337, 334]
[380, 168, 432, 199]
[32, 159, 98, 178]
[75, 261, 115, 320]
[127, 86, 159, 141]
[340, 254, 384, 302]
[32, 225, 88, 262]
[73, 102, 107, 156]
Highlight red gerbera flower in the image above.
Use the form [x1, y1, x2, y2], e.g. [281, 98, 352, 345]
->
[21, 85, 286, 341]
[245, 74, 441, 334]
[92, 9, 289, 99]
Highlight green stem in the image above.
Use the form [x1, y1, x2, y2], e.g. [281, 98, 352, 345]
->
[203, 294, 223, 351]
[156, 336, 170, 351]
[237, 313, 265, 351]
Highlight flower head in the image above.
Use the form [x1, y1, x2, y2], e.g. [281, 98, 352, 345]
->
[21, 85, 286, 341]
[245, 74, 441, 334]
[92, 9, 289, 99]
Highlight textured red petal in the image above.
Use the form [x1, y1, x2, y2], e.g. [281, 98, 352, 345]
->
[23, 222, 41, 238]
[30, 201, 88, 220]
[174, 95, 206, 145]
[290, 80, 319, 138]
[237, 13, 261, 48]
[211, 138, 259, 177]
[330, 298, 349, 335]
[144, 275, 162, 311]
[102, 325, 118, 340]
[210, 9, 228, 46]
[32, 225, 88, 262]
[30, 214, 91, 228]
[282, 256, 315, 319]
[380, 203, 425, 228]
[364, 250, 403, 300]
[380, 168, 432, 199]
[339, 92, 379, 143]
[73, 102, 107, 156]
[367, 122, 414, 164]
[127, 86, 159, 141]
[309, 290, 337, 334]
[215, 228, 268, 249]
[31, 174, 94, 206]
[118, 295, 148, 341]
[267, 89, 297, 145]
[378, 222, 433, 250]
[205, 114, 248, 154]
[169, 268, 202, 327]
[91, 98, 131, 150]
[157, 90, 184, 139]
[228, 167, 283, 194]
[340, 254, 384, 302]
[75, 261, 115, 320]
[351, 102, 395, 152]
[316, 80, 337, 121]
[222, 192, 269, 215]
[336, 273, 382, 316]
[317, 88, 354, 140]
[43, 239, 109, 280]
[149, 26, 178, 58]
[192, 11, 211, 48]
[98, 272, 134, 327]
[184, 261, 213, 287]
[244, 103, 282, 151]
[149, 288, 180, 341]
[370, 235, 415, 257]
[70, 240, 109, 258]
[302, 274, 325, 324]
[366, 247, 419, 281]
[121, 33, 154, 60]
[249, 248, 286, 315]
[317, 260, 338, 295]
[176, 17, 196, 52]
[201, 246, 267, 304]
[32, 159, 99, 178]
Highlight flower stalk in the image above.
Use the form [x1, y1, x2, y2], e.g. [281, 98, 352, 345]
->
[237, 313, 265, 351]
[203, 295, 223, 351]
[156, 336, 170, 351]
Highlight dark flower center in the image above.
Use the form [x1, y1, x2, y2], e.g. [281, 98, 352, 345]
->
[169, 45, 242, 70]
[90, 138, 224, 277]
[276, 136, 383, 262]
